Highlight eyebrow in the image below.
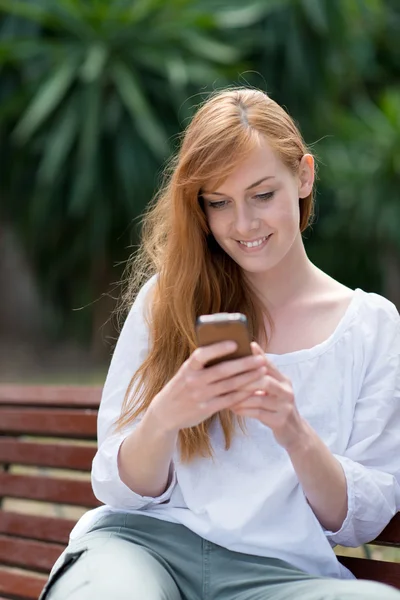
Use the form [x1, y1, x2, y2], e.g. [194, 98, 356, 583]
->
[203, 176, 275, 197]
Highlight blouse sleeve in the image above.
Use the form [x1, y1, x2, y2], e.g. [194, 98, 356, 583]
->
[325, 298, 400, 547]
[91, 275, 177, 510]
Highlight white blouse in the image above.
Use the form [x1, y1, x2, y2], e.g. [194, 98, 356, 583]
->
[70, 276, 400, 580]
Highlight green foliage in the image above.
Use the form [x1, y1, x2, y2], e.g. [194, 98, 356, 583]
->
[246, 0, 400, 292]
[0, 0, 400, 340]
[0, 0, 246, 338]
[321, 90, 400, 244]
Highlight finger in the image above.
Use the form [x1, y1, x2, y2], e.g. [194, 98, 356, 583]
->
[232, 394, 277, 412]
[210, 366, 267, 397]
[234, 375, 269, 395]
[189, 341, 238, 371]
[231, 407, 276, 423]
[260, 355, 286, 383]
[265, 364, 285, 383]
[203, 353, 266, 384]
[204, 386, 258, 414]
[259, 375, 283, 396]
[237, 373, 283, 396]
[250, 341, 287, 383]
[238, 373, 269, 394]
[251, 341, 265, 357]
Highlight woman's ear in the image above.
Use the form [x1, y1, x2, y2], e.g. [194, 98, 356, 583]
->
[298, 154, 315, 199]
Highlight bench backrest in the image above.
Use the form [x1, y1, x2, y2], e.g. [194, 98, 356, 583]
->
[0, 385, 102, 600]
[338, 516, 400, 589]
[0, 384, 398, 599]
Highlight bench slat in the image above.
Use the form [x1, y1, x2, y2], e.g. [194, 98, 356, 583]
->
[0, 384, 397, 594]
[339, 556, 400, 590]
[0, 567, 46, 600]
[0, 473, 99, 507]
[0, 438, 96, 471]
[373, 513, 400, 546]
[0, 535, 63, 573]
[0, 511, 75, 545]
[0, 385, 101, 408]
[0, 408, 97, 438]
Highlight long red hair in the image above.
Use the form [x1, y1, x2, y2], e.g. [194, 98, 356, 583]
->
[116, 88, 315, 461]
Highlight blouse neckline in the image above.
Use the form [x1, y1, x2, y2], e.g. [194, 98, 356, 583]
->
[265, 288, 363, 366]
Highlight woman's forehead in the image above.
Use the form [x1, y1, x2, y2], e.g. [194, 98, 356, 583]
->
[203, 141, 282, 194]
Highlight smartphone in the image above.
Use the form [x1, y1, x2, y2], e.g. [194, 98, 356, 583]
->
[195, 312, 252, 367]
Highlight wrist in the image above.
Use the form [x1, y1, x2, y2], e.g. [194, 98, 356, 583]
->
[143, 403, 180, 440]
[284, 418, 316, 456]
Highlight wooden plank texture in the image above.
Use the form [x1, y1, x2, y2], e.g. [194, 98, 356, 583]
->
[0, 535, 63, 573]
[0, 567, 47, 600]
[0, 511, 75, 545]
[338, 556, 400, 590]
[0, 385, 101, 408]
[373, 513, 400, 546]
[0, 473, 99, 507]
[0, 439, 96, 470]
[0, 383, 397, 594]
[0, 408, 97, 438]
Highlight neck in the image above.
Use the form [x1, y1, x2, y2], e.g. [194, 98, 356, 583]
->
[245, 233, 317, 310]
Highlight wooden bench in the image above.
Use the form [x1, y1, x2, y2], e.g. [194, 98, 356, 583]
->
[0, 385, 102, 600]
[0, 385, 398, 599]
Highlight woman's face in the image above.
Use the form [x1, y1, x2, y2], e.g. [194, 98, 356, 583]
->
[202, 137, 314, 275]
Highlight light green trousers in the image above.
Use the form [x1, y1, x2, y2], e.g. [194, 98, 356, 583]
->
[40, 513, 400, 600]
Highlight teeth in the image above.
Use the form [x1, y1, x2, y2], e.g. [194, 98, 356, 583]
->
[239, 236, 267, 248]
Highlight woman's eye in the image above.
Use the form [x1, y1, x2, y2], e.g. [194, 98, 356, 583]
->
[207, 200, 227, 209]
[255, 192, 274, 201]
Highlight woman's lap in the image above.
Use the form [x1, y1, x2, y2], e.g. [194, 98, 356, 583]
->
[40, 513, 400, 600]
[40, 529, 182, 600]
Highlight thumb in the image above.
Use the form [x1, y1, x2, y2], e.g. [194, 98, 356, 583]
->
[250, 341, 265, 357]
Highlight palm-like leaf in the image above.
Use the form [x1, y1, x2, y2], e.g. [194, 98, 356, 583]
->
[1, 0, 399, 339]
[0, 0, 247, 337]
[322, 90, 400, 245]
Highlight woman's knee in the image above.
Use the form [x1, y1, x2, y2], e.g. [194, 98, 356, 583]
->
[41, 536, 181, 600]
[288, 577, 400, 600]
[331, 579, 400, 600]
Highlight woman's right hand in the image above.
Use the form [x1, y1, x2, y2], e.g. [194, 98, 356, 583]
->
[147, 341, 267, 433]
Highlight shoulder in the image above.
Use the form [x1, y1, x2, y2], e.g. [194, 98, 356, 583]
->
[316, 272, 398, 327]
[356, 289, 399, 328]
[352, 290, 400, 367]
[133, 273, 159, 306]
[118, 274, 159, 344]
[126, 273, 159, 319]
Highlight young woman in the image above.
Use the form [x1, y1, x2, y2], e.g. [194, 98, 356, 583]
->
[41, 88, 400, 600]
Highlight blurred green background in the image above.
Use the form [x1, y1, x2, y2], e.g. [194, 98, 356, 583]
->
[0, 0, 400, 383]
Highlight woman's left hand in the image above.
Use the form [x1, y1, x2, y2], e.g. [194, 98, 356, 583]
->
[231, 341, 308, 452]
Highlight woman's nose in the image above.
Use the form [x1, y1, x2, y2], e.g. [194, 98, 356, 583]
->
[234, 206, 259, 236]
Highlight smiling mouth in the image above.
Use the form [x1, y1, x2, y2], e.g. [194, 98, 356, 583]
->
[237, 235, 271, 249]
